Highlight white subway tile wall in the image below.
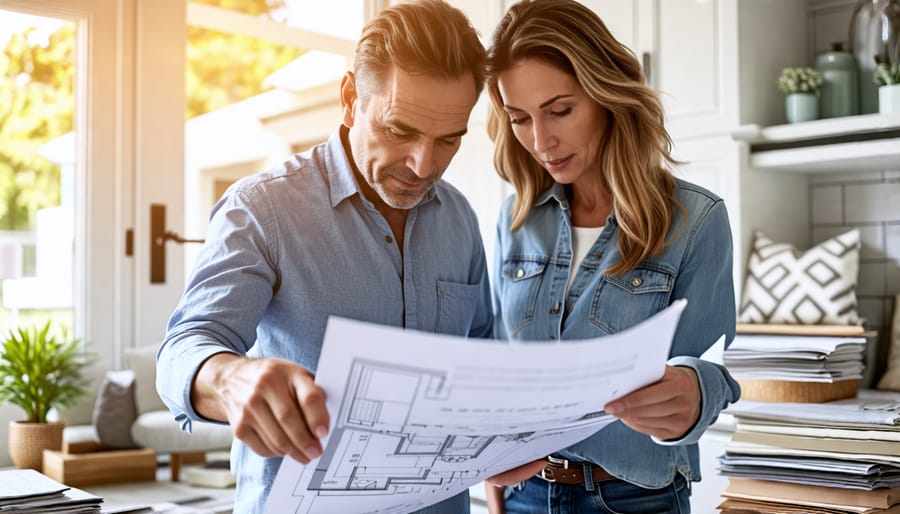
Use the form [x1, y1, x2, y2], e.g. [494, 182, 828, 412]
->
[809, 170, 900, 384]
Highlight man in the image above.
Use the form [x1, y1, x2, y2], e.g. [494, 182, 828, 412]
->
[156, 2, 492, 512]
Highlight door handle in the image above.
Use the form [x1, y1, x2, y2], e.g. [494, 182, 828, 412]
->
[150, 203, 204, 284]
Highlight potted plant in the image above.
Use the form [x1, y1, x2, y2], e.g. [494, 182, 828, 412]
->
[875, 61, 900, 114]
[0, 321, 93, 470]
[777, 67, 824, 123]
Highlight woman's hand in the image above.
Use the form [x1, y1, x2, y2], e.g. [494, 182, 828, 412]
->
[604, 365, 701, 440]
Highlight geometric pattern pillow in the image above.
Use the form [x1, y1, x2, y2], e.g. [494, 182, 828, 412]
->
[738, 229, 860, 325]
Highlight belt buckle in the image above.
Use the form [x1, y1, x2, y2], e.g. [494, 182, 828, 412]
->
[539, 466, 556, 482]
[540, 456, 569, 483]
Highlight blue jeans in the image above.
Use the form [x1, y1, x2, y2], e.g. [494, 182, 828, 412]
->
[503, 474, 691, 514]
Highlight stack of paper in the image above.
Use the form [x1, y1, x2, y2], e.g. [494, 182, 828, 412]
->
[0, 468, 103, 513]
[724, 334, 866, 382]
[718, 390, 900, 513]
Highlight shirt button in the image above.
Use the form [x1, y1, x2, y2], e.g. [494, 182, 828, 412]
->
[385, 235, 393, 244]
[550, 304, 560, 314]
[515, 268, 525, 279]
[631, 277, 642, 287]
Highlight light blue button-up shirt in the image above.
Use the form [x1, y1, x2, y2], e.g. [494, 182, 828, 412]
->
[158, 127, 493, 513]
[493, 179, 741, 488]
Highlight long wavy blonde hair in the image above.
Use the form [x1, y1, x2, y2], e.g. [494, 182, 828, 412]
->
[487, 0, 683, 275]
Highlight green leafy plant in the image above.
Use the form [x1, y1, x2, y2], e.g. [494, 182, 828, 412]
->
[0, 322, 93, 423]
[777, 67, 824, 95]
[874, 62, 900, 86]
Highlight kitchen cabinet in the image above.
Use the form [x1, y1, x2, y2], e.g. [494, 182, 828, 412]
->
[564, 1, 816, 278]
[585, 1, 807, 139]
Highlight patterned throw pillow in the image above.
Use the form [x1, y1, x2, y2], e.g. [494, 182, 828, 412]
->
[738, 229, 861, 325]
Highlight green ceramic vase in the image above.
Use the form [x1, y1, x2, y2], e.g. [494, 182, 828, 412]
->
[785, 93, 818, 123]
[815, 42, 859, 118]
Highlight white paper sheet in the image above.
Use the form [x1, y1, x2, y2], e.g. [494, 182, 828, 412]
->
[264, 299, 687, 514]
[726, 389, 900, 427]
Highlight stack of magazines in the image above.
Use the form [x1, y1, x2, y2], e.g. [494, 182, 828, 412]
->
[0, 468, 102, 513]
[718, 389, 900, 513]
[724, 333, 867, 383]
[723, 323, 874, 404]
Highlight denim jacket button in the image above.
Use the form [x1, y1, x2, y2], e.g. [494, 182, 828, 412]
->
[631, 277, 642, 287]
[549, 304, 560, 314]
[515, 268, 525, 279]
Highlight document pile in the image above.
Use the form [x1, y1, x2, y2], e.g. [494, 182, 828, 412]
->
[718, 389, 900, 513]
[0, 469, 102, 513]
[724, 333, 867, 383]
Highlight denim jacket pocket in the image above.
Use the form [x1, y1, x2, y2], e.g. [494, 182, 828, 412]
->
[500, 257, 548, 334]
[435, 280, 480, 335]
[590, 265, 674, 334]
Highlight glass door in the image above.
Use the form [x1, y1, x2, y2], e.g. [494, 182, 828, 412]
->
[0, 0, 187, 466]
[0, 9, 75, 337]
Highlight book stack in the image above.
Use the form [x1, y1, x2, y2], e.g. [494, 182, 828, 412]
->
[0, 468, 103, 513]
[718, 389, 900, 513]
[184, 459, 236, 489]
[725, 324, 870, 402]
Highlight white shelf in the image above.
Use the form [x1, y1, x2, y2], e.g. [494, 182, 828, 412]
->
[732, 113, 900, 173]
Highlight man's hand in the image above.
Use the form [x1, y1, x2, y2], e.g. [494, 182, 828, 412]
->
[603, 365, 701, 441]
[192, 353, 329, 464]
[485, 460, 546, 487]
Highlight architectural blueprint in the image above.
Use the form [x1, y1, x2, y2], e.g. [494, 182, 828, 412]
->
[265, 300, 687, 514]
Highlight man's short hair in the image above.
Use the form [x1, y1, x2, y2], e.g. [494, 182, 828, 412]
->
[354, 0, 487, 102]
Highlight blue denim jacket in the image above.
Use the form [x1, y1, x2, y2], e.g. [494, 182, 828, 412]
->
[493, 179, 740, 488]
[158, 128, 493, 513]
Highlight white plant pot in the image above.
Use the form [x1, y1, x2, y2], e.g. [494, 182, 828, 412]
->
[879, 84, 900, 114]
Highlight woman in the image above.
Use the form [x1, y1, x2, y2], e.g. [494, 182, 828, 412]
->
[485, 1, 740, 512]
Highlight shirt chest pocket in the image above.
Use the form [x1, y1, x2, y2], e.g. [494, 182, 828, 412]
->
[499, 257, 548, 334]
[590, 265, 674, 334]
[435, 280, 481, 335]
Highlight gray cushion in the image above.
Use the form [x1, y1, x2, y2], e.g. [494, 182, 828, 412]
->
[92, 370, 138, 449]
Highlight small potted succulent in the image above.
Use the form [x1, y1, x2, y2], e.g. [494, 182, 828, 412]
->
[0, 321, 93, 470]
[874, 61, 900, 114]
[777, 67, 824, 123]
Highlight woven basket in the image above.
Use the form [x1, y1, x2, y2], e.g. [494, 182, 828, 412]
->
[8, 420, 65, 471]
[738, 379, 858, 403]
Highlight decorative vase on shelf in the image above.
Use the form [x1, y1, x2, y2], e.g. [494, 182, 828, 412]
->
[849, 0, 900, 114]
[880, 83, 900, 113]
[785, 93, 818, 123]
[816, 42, 859, 117]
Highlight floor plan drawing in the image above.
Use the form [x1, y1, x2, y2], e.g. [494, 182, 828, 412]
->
[302, 359, 605, 499]
[265, 300, 686, 514]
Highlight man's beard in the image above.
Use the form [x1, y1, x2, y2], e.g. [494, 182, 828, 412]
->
[369, 167, 434, 210]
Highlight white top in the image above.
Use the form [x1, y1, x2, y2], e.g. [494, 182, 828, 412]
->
[567, 225, 605, 296]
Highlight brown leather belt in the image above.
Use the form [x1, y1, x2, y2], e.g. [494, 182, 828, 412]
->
[536, 456, 613, 485]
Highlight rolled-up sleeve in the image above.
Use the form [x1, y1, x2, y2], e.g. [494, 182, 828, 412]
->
[157, 187, 278, 431]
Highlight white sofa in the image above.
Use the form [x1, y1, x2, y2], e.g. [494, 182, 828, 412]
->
[62, 344, 233, 481]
